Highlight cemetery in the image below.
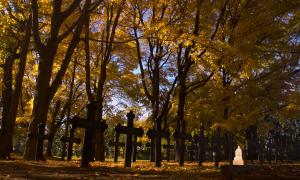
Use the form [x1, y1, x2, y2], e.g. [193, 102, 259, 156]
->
[0, 0, 300, 179]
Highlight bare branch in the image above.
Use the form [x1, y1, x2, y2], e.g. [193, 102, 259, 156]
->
[134, 26, 153, 101]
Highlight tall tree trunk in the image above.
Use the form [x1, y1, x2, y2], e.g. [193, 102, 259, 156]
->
[0, 50, 15, 159]
[0, 21, 31, 159]
[23, 52, 54, 160]
[215, 126, 221, 167]
[154, 119, 162, 167]
[153, 58, 161, 167]
[198, 125, 205, 166]
[94, 2, 124, 161]
[23, 0, 91, 160]
[94, 61, 107, 161]
[177, 73, 187, 166]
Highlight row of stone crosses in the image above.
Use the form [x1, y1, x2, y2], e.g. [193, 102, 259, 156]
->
[30, 102, 219, 168]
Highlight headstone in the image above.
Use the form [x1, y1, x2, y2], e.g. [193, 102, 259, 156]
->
[233, 146, 244, 165]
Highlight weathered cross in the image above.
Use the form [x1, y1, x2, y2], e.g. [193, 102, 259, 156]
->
[194, 125, 205, 166]
[187, 140, 197, 162]
[173, 130, 192, 166]
[60, 124, 81, 161]
[146, 129, 170, 166]
[70, 102, 108, 167]
[109, 137, 125, 162]
[114, 111, 144, 167]
[27, 123, 51, 161]
[132, 136, 143, 162]
[162, 139, 174, 162]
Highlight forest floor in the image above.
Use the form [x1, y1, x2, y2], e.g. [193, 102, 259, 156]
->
[0, 155, 300, 179]
[0, 156, 221, 179]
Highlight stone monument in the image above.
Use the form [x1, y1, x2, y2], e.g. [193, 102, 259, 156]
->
[233, 146, 244, 165]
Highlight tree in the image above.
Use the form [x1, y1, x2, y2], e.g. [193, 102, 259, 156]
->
[129, 0, 179, 166]
[0, 1, 31, 159]
[23, 0, 95, 160]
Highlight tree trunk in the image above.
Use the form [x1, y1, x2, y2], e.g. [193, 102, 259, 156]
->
[198, 125, 205, 166]
[177, 73, 187, 166]
[24, 0, 91, 160]
[46, 100, 61, 157]
[23, 54, 54, 160]
[46, 135, 54, 157]
[154, 119, 162, 167]
[0, 21, 31, 159]
[94, 62, 107, 161]
[0, 51, 15, 159]
[215, 126, 221, 167]
[61, 59, 77, 160]
[0, 49, 17, 159]
[150, 137, 155, 162]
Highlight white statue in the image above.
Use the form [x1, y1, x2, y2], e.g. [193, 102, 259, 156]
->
[233, 145, 244, 165]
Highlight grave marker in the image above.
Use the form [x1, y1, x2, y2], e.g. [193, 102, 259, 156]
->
[27, 123, 51, 161]
[194, 125, 205, 166]
[70, 103, 108, 167]
[109, 137, 125, 162]
[146, 129, 170, 166]
[114, 111, 144, 167]
[162, 139, 174, 162]
[173, 130, 192, 166]
[60, 126, 81, 161]
[187, 140, 197, 162]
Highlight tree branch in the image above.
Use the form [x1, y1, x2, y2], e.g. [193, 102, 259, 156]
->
[186, 70, 215, 94]
[48, 0, 92, 101]
[134, 26, 152, 101]
[31, 0, 45, 53]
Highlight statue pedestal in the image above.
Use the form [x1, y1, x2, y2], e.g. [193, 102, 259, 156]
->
[233, 146, 244, 165]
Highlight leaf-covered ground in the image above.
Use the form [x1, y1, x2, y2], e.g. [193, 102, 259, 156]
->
[1, 155, 300, 179]
[0, 158, 221, 179]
